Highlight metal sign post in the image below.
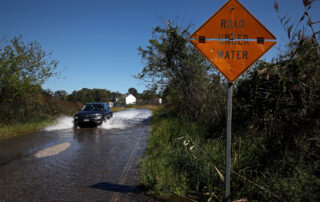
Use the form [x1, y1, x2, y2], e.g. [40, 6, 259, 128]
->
[225, 82, 233, 202]
[189, 0, 276, 200]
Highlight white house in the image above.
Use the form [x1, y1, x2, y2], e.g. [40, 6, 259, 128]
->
[125, 94, 136, 105]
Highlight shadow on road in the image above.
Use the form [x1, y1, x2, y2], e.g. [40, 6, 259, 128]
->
[89, 182, 141, 193]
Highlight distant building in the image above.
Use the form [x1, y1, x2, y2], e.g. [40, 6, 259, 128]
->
[108, 102, 114, 107]
[125, 94, 136, 105]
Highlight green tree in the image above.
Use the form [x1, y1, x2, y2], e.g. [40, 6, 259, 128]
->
[141, 90, 154, 103]
[67, 88, 113, 104]
[54, 90, 68, 100]
[0, 36, 58, 123]
[111, 91, 121, 102]
[136, 22, 225, 122]
[93, 88, 112, 102]
[128, 87, 138, 96]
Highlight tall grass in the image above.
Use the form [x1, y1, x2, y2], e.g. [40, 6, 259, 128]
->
[139, 109, 320, 201]
[139, 111, 226, 201]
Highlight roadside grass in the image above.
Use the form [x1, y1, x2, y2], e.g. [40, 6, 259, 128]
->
[138, 110, 226, 201]
[113, 104, 163, 114]
[0, 120, 54, 140]
[133, 104, 163, 110]
[139, 110, 320, 201]
[126, 104, 163, 114]
[111, 107, 125, 112]
[0, 97, 81, 141]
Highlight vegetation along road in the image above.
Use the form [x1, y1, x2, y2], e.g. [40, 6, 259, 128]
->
[1, 1, 319, 201]
[0, 109, 152, 201]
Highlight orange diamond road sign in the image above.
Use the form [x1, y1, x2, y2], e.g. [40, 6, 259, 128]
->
[190, 0, 276, 82]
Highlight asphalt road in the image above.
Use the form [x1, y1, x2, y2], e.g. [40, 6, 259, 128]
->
[0, 109, 152, 201]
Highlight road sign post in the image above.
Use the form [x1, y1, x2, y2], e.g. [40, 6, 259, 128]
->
[189, 0, 276, 201]
[225, 82, 233, 201]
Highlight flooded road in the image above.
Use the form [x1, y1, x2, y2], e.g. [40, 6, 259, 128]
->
[0, 109, 152, 201]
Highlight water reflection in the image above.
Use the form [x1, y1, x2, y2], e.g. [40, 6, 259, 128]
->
[34, 142, 71, 158]
[73, 127, 105, 143]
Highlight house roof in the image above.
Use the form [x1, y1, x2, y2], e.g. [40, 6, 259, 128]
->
[126, 94, 136, 98]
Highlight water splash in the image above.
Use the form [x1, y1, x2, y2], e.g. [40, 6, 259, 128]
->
[100, 109, 152, 129]
[43, 109, 152, 131]
[44, 116, 74, 131]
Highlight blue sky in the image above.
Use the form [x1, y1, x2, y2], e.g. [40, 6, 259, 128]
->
[1, 0, 319, 94]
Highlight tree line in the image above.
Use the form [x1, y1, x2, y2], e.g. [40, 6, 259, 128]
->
[44, 87, 160, 105]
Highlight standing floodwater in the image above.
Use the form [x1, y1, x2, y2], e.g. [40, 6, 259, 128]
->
[0, 109, 152, 201]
